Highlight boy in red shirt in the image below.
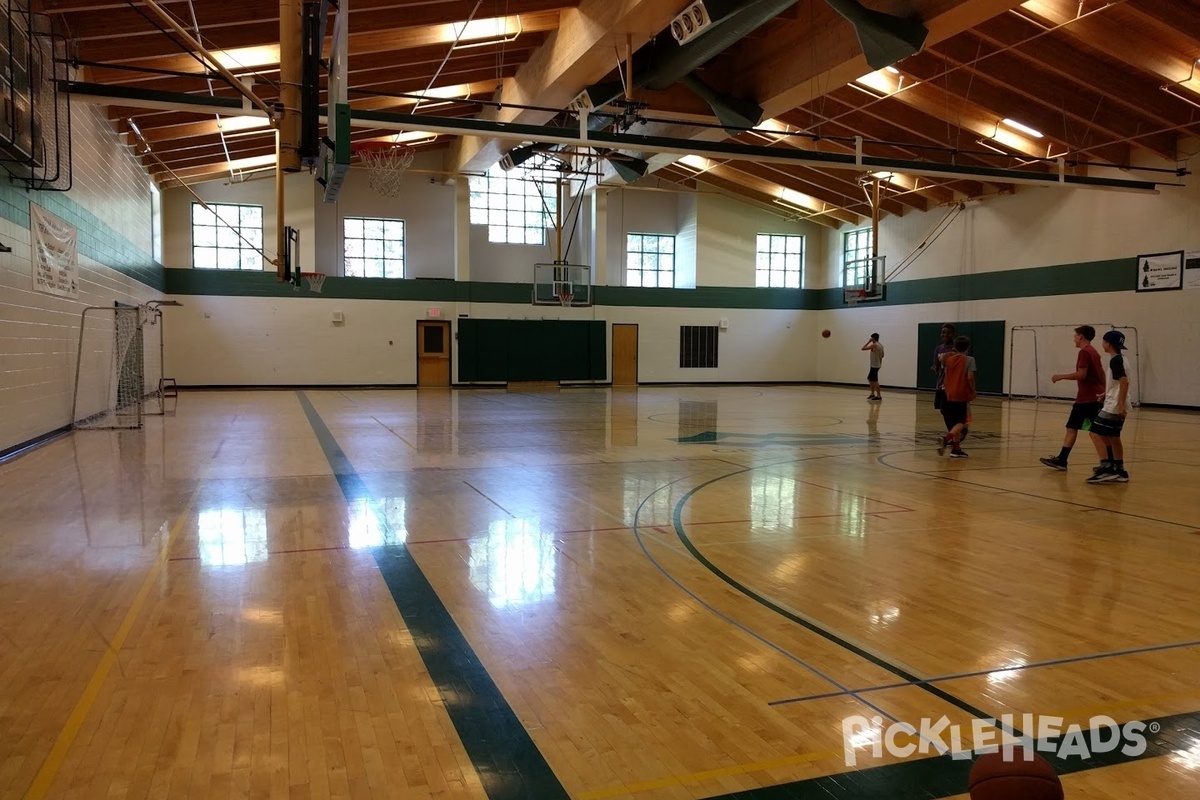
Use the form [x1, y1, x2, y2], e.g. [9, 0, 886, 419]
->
[937, 336, 976, 458]
[1039, 325, 1105, 470]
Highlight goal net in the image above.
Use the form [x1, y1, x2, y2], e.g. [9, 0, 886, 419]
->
[1008, 324, 1141, 407]
[72, 305, 147, 429]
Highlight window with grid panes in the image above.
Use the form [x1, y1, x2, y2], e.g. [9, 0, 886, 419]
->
[842, 228, 874, 287]
[467, 165, 555, 245]
[755, 233, 804, 288]
[344, 217, 405, 277]
[192, 203, 263, 270]
[626, 233, 675, 288]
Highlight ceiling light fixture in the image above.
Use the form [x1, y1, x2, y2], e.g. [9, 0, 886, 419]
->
[1160, 58, 1200, 110]
[1000, 117, 1043, 138]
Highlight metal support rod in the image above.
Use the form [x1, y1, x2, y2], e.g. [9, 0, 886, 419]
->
[138, 0, 276, 120]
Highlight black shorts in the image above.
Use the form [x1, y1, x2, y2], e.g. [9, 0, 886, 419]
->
[941, 400, 969, 428]
[1066, 401, 1102, 431]
[1090, 410, 1125, 439]
[867, 367, 880, 382]
[934, 388, 945, 409]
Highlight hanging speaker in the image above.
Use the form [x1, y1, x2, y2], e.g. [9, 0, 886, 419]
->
[669, 1, 711, 45]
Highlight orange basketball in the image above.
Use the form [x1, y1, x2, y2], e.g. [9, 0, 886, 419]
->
[968, 748, 1063, 800]
[821, 329, 831, 338]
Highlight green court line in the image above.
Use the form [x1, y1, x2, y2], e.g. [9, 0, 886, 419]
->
[295, 391, 570, 800]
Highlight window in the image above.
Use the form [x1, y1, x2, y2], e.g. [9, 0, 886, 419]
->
[191, 203, 263, 270]
[468, 164, 555, 244]
[626, 233, 675, 288]
[344, 217, 405, 277]
[755, 233, 804, 288]
[842, 228, 874, 287]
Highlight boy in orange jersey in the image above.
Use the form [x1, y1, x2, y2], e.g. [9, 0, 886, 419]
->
[937, 336, 976, 458]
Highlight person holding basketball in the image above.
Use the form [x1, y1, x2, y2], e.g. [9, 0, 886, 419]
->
[862, 333, 884, 401]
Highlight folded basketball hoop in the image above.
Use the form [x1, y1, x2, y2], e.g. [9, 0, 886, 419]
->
[355, 141, 415, 198]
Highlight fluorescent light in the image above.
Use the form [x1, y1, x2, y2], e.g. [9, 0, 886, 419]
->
[678, 155, 710, 171]
[210, 45, 280, 72]
[444, 15, 522, 48]
[870, 171, 894, 181]
[1000, 118, 1043, 138]
[884, 66, 900, 74]
[778, 187, 819, 211]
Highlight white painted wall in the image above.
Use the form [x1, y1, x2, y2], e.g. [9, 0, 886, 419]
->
[697, 193, 819, 287]
[813, 150, 1200, 406]
[163, 296, 813, 386]
[0, 102, 161, 453]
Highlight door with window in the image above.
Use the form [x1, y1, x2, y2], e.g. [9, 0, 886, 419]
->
[417, 321, 451, 387]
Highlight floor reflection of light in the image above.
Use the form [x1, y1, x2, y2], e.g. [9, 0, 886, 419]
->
[868, 605, 900, 628]
[197, 507, 268, 567]
[985, 659, 1029, 685]
[750, 474, 796, 532]
[666, 601, 695, 622]
[468, 519, 557, 609]
[1170, 738, 1200, 769]
[624, 477, 673, 526]
[236, 666, 285, 687]
[242, 608, 282, 624]
[347, 497, 407, 548]
[773, 555, 806, 581]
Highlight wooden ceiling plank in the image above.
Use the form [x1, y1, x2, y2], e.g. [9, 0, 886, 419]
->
[448, 0, 685, 173]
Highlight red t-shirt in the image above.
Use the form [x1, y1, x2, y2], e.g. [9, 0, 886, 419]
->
[1076, 345, 1104, 403]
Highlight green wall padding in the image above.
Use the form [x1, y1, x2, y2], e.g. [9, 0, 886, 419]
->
[916, 320, 1006, 395]
[458, 319, 607, 382]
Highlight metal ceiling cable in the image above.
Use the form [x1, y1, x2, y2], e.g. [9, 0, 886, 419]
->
[413, 0, 485, 116]
[183, 0, 234, 181]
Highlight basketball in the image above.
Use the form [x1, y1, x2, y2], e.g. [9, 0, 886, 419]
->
[968, 749, 1063, 800]
[821, 329, 831, 338]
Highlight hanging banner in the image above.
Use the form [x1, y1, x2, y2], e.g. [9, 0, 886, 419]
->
[1134, 250, 1183, 292]
[1184, 250, 1200, 291]
[30, 203, 79, 298]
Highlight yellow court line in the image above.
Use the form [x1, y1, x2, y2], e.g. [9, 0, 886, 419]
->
[23, 490, 199, 800]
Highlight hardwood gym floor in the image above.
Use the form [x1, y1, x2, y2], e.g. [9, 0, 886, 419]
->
[2, 385, 1198, 799]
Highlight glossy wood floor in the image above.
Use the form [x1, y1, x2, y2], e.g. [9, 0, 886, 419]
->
[2, 385, 1199, 800]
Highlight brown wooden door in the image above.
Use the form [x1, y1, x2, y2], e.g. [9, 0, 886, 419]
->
[612, 324, 638, 386]
[417, 321, 451, 387]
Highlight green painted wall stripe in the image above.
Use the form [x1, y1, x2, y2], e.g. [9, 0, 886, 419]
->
[163, 257, 1136, 310]
[0, 184, 164, 291]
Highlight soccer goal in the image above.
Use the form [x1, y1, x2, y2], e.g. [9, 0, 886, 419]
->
[72, 303, 169, 429]
[1007, 324, 1142, 407]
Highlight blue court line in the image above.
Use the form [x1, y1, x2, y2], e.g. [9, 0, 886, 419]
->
[769, 638, 1200, 706]
[296, 392, 569, 800]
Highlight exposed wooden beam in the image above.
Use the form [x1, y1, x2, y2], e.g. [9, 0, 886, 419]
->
[448, 0, 683, 173]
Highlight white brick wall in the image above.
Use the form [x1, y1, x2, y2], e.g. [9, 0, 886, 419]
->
[0, 102, 161, 453]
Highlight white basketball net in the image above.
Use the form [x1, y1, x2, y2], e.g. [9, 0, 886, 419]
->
[361, 144, 415, 197]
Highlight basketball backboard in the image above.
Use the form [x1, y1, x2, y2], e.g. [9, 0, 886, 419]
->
[533, 263, 592, 306]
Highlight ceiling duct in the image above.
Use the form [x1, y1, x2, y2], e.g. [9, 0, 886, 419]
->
[823, 0, 928, 70]
[681, 74, 762, 135]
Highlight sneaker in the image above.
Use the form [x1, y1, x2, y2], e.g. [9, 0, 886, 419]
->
[937, 435, 949, 456]
[1092, 462, 1112, 476]
[868, 394, 877, 400]
[950, 449, 968, 458]
[1087, 468, 1120, 484]
[1039, 456, 1067, 471]
[1109, 470, 1129, 483]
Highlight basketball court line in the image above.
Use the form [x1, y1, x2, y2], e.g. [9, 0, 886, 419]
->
[23, 486, 201, 800]
[874, 448, 1197, 531]
[295, 391, 570, 800]
[667, 460, 1013, 733]
[767, 638, 1200, 707]
[628, 476, 906, 727]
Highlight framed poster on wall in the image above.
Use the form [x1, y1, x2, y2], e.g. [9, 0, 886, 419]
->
[1134, 250, 1183, 292]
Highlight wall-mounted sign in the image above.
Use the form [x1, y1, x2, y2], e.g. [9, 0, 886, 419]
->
[1135, 250, 1183, 292]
